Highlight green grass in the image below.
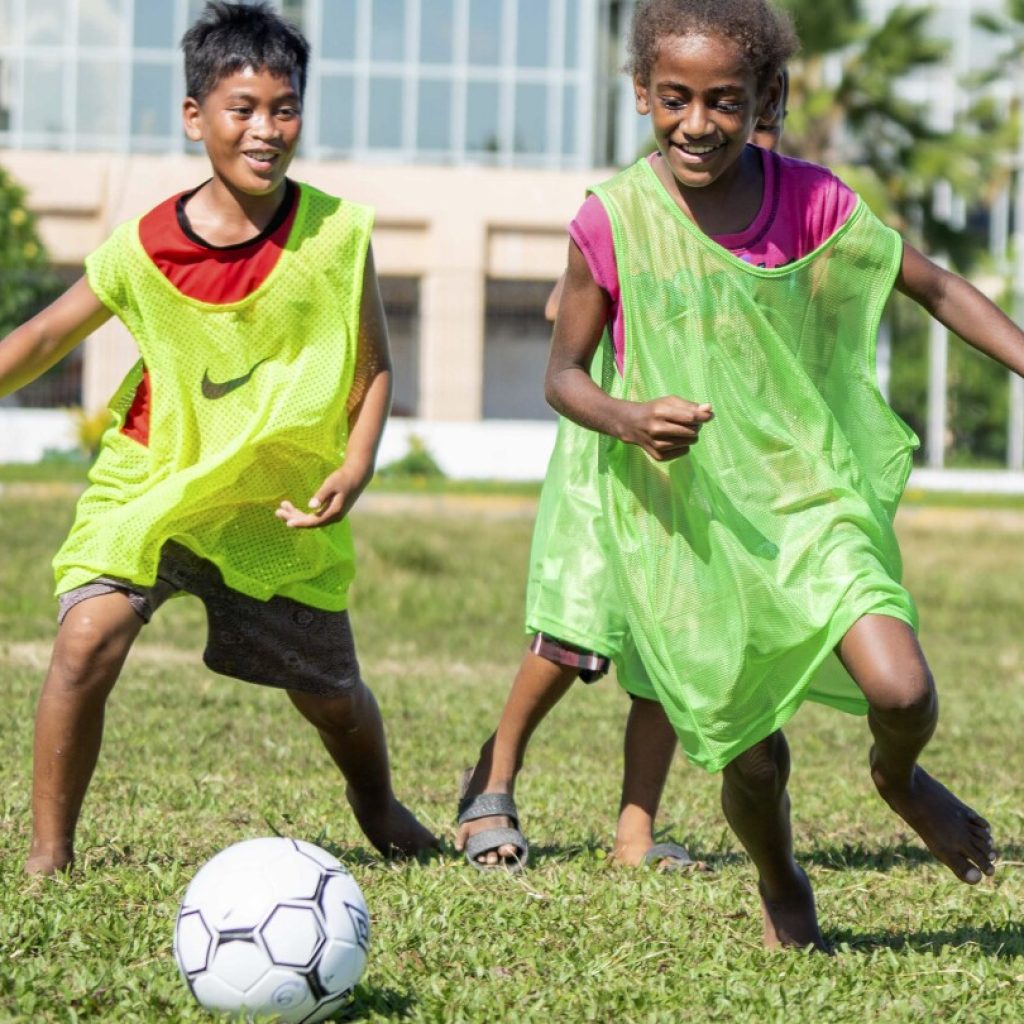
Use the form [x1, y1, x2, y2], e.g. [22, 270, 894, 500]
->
[2, 492, 1023, 1022]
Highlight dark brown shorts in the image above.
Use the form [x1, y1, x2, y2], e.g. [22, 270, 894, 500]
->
[58, 542, 361, 697]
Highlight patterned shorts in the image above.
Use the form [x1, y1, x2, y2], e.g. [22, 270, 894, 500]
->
[57, 542, 361, 697]
[529, 633, 610, 683]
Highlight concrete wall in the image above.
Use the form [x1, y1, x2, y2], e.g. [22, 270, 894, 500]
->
[3, 150, 598, 419]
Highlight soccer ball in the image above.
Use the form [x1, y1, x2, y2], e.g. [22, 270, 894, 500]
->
[174, 837, 370, 1022]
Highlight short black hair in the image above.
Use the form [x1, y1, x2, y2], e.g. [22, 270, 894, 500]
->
[182, 1, 310, 103]
[627, 0, 799, 91]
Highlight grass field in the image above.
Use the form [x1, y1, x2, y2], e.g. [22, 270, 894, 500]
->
[2, 486, 1024, 1023]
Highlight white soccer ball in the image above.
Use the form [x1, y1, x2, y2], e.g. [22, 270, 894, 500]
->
[174, 837, 370, 1022]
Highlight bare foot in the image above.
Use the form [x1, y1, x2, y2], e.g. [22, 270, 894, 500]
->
[347, 791, 439, 859]
[25, 842, 74, 877]
[454, 769, 520, 867]
[871, 750, 996, 884]
[758, 867, 827, 951]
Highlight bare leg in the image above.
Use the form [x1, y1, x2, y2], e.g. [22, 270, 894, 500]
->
[838, 614, 996, 884]
[721, 731, 825, 950]
[455, 650, 577, 865]
[612, 696, 680, 867]
[27, 593, 142, 875]
[288, 682, 439, 858]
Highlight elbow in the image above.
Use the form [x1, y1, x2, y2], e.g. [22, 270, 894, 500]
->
[544, 370, 564, 415]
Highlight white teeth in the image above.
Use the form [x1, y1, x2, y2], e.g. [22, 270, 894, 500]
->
[682, 145, 717, 154]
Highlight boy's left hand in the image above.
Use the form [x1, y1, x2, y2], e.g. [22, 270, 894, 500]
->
[275, 466, 366, 528]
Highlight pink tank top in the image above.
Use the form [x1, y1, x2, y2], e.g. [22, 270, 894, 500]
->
[570, 147, 858, 372]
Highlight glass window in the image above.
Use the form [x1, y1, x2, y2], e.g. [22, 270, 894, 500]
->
[77, 59, 121, 138]
[0, 57, 14, 132]
[379, 277, 420, 417]
[371, 0, 405, 62]
[564, 0, 579, 69]
[133, 0, 176, 48]
[419, 0, 454, 64]
[416, 78, 451, 150]
[79, 0, 122, 47]
[514, 82, 546, 153]
[368, 76, 403, 148]
[187, 0, 206, 24]
[468, 0, 501, 66]
[321, 0, 357, 61]
[22, 59, 65, 136]
[516, 0, 549, 68]
[318, 74, 355, 150]
[281, 0, 303, 32]
[561, 83, 576, 156]
[25, 0, 68, 45]
[0, 0, 17, 46]
[131, 62, 173, 137]
[465, 79, 499, 152]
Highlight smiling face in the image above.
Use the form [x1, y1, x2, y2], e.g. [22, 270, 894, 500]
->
[635, 32, 769, 195]
[183, 66, 302, 200]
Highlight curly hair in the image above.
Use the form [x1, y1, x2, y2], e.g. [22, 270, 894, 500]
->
[627, 0, 799, 90]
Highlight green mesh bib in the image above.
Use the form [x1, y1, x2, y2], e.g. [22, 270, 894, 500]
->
[54, 184, 372, 611]
[588, 158, 919, 771]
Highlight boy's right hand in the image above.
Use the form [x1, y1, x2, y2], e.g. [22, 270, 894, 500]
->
[619, 397, 713, 462]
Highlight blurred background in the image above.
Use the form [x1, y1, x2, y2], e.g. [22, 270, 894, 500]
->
[3, 0, 1024, 480]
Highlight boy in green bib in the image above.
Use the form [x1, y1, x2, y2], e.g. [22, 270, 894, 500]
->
[544, 0, 1016, 948]
[0, 1, 437, 875]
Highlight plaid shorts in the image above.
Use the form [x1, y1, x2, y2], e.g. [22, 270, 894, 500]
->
[530, 633, 610, 683]
[57, 542, 361, 697]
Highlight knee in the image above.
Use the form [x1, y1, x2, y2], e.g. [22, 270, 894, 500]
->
[290, 680, 368, 734]
[51, 613, 132, 691]
[867, 663, 937, 721]
[724, 732, 790, 800]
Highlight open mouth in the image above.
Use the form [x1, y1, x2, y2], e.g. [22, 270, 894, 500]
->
[243, 151, 280, 172]
[671, 141, 725, 164]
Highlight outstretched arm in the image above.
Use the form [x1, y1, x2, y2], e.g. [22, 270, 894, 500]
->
[276, 243, 393, 528]
[896, 242, 1024, 376]
[545, 238, 713, 462]
[0, 277, 112, 399]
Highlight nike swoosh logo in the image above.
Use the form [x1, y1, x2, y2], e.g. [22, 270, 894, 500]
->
[201, 359, 268, 400]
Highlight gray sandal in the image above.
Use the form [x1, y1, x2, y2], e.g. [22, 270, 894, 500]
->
[642, 841, 696, 872]
[457, 792, 529, 873]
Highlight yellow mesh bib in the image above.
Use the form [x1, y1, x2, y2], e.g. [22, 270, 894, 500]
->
[54, 184, 372, 611]
[589, 159, 919, 771]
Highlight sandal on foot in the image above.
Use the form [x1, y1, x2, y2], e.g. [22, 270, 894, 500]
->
[457, 792, 529, 873]
[643, 841, 696, 872]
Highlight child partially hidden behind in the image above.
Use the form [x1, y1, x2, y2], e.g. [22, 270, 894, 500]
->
[0, 1, 437, 875]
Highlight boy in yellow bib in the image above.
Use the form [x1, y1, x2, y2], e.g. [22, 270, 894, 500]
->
[0, 1, 437, 875]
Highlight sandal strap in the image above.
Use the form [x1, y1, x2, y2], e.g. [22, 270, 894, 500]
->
[457, 792, 519, 826]
[464, 828, 529, 867]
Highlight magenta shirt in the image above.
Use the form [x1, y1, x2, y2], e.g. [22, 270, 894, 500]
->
[569, 147, 858, 373]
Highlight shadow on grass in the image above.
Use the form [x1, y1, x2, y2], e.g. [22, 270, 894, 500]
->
[830, 922, 1024, 958]
[339, 985, 415, 1021]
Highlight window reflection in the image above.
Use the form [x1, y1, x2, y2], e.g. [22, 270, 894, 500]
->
[319, 74, 355, 150]
[23, 59, 65, 137]
[79, 0, 122, 47]
[468, 0, 501, 66]
[322, 0, 357, 61]
[25, 0, 68, 45]
[465, 79, 500, 152]
[77, 59, 121, 139]
[419, 0, 454, 64]
[417, 78, 451, 150]
[0, 0, 16, 46]
[514, 82, 546, 153]
[131, 62, 173, 137]
[371, 0, 405, 62]
[133, 0, 176, 48]
[368, 76, 403, 148]
[517, 0, 549, 67]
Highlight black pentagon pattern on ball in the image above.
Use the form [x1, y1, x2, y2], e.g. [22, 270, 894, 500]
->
[345, 902, 371, 954]
[298, 986, 356, 1024]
